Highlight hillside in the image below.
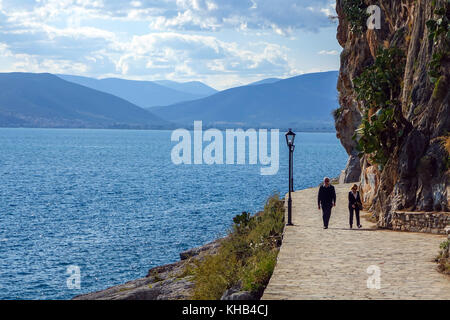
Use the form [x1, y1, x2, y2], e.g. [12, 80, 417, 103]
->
[0, 73, 171, 129]
[153, 80, 217, 96]
[247, 78, 282, 86]
[149, 71, 339, 131]
[58, 75, 217, 108]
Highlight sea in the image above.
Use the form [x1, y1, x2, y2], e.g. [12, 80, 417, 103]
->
[0, 128, 347, 299]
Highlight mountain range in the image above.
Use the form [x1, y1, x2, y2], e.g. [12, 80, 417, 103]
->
[0, 71, 339, 131]
[0, 73, 171, 129]
[57, 75, 217, 108]
[149, 71, 339, 131]
[247, 78, 282, 86]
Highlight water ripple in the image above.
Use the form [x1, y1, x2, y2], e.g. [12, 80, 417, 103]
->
[0, 128, 347, 299]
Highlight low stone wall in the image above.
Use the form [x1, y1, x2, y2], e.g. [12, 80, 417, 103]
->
[389, 211, 450, 235]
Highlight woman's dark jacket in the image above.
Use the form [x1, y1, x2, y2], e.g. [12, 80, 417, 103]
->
[348, 191, 362, 209]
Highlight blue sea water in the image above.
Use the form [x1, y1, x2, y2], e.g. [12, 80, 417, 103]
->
[0, 128, 347, 300]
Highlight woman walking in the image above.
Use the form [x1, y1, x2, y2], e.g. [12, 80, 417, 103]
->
[348, 184, 363, 229]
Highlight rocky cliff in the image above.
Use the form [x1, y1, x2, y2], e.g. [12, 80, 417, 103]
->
[335, 0, 449, 227]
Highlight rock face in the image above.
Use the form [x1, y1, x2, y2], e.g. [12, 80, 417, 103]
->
[220, 282, 256, 301]
[179, 239, 222, 261]
[73, 237, 260, 301]
[73, 261, 193, 300]
[339, 154, 363, 183]
[335, 0, 450, 227]
[73, 239, 222, 300]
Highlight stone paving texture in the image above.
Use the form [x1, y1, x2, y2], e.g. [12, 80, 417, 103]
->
[262, 184, 450, 300]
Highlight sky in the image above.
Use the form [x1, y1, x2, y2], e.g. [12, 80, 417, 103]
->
[0, 0, 341, 90]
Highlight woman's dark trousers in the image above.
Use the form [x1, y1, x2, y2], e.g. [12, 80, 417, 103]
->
[349, 207, 360, 227]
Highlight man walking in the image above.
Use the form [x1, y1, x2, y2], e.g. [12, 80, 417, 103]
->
[318, 177, 336, 229]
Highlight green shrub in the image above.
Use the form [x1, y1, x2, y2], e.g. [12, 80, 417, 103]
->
[242, 249, 278, 294]
[233, 212, 253, 234]
[440, 240, 450, 251]
[426, 1, 450, 83]
[332, 107, 343, 121]
[426, 4, 449, 45]
[436, 240, 450, 274]
[352, 47, 406, 168]
[342, 0, 369, 34]
[192, 194, 285, 300]
[429, 52, 447, 84]
[354, 47, 405, 110]
[191, 249, 241, 300]
[444, 135, 450, 170]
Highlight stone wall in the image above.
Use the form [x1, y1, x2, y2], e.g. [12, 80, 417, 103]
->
[388, 211, 450, 235]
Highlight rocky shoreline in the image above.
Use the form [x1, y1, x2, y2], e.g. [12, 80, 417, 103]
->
[73, 236, 260, 300]
[73, 193, 286, 301]
[73, 239, 223, 300]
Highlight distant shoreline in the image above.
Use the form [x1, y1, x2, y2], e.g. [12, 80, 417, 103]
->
[0, 126, 337, 133]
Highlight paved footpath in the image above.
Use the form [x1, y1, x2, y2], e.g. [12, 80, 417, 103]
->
[263, 184, 450, 300]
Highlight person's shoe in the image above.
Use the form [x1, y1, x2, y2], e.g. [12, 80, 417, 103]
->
[350, 225, 353, 229]
[358, 225, 362, 229]
[323, 226, 328, 229]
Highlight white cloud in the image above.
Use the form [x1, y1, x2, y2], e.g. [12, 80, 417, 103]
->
[318, 50, 339, 55]
[0, 0, 336, 32]
[111, 32, 295, 81]
[0, 0, 339, 89]
[0, 42, 89, 74]
[146, 0, 336, 33]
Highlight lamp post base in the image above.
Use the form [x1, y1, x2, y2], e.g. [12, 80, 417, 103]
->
[287, 197, 293, 226]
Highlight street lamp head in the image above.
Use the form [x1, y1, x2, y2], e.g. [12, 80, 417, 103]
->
[285, 128, 296, 147]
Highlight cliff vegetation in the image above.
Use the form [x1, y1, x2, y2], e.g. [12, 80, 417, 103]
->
[335, 0, 449, 228]
[190, 195, 285, 300]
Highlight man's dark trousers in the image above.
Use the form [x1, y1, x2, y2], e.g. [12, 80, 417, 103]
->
[322, 205, 332, 228]
[318, 184, 336, 228]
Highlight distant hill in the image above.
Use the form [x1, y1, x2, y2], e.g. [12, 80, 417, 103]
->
[149, 71, 339, 131]
[247, 78, 282, 86]
[153, 80, 217, 96]
[58, 75, 217, 108]
[0, 73, 172, 129]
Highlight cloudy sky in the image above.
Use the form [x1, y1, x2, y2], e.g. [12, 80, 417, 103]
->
[0, 0, 340, 90]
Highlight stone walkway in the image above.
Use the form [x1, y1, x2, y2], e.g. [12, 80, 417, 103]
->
[262, 184, 450, 300]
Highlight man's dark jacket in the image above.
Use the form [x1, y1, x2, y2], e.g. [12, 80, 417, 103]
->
[318, 185, 336, 208]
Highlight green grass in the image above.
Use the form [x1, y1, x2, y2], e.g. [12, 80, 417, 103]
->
[176, 262, 197, 279]
[432, 76, 447, 101]
[191, 194, 285, 300]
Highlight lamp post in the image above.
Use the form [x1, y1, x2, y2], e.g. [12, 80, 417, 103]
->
[285, 129, 296, 226]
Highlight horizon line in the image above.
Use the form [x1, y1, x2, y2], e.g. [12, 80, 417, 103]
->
[0, 69, 340, 92]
